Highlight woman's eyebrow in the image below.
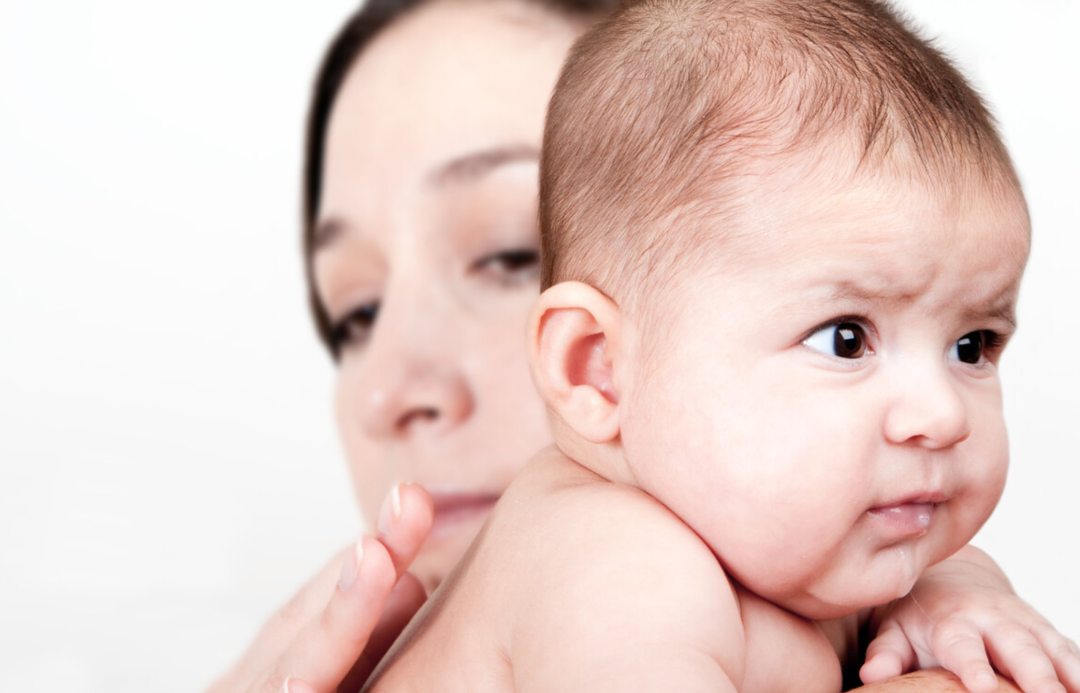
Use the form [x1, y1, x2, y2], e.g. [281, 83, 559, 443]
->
[313, 145, 539, 253]
[428, 144, 539, 187]
[312, 217, 347, 252]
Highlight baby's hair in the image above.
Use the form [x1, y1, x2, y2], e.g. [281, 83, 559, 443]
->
[539, 0, 1020, 311]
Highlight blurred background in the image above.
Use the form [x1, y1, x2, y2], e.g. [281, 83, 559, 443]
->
[0, 1, 1076, 690]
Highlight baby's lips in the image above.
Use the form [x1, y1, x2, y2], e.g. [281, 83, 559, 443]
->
[867, 499, 939, 537]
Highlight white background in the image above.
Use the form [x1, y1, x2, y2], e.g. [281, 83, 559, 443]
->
[0, 1, 1077, 691]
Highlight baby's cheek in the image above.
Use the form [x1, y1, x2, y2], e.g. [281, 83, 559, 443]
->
[965, 407, 1009, 522]
[967, 450, 1007, 526]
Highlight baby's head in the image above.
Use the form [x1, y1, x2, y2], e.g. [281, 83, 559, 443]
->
[529, 0, 1030, 619]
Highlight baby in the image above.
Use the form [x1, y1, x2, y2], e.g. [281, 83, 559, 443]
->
[363, 0, 1048, 690]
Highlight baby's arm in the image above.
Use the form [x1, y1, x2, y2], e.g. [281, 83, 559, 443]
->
[862, 545, 1080, 693]
[509, 486, 746, 692]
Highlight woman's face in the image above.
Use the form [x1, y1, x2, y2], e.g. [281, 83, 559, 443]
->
[312, 0, 582, 591]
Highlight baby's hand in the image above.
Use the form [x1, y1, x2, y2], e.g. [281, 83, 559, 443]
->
[860, 546, 1080, 693]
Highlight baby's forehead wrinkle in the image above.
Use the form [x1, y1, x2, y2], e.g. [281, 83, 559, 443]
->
[790, 277, 931, 318]
[825, 279, 924, 307]
[769, 258, 1023, 329]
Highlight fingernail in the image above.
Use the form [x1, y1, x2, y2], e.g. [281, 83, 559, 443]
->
[284, 678, 314, 693]
[976, 671, 996, 686]
[338, 538, 364, 591]
[377, 484, 402, 536]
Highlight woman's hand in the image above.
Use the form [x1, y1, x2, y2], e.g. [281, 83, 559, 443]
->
[861, 545, 1080, 693]
[206, 484, 434, 693]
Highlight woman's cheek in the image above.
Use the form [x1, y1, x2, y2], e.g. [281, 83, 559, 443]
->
[479, 313, 552, 452]
[334, 364, 387, 525]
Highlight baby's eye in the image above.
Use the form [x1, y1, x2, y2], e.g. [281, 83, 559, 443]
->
[329, 302, 380, 353]
[803, 322, 869, 359]
[472, 248, 540, 286]
[949, 330, 994, 365]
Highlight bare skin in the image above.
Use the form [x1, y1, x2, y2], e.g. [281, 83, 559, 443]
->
[859, 670, 1021, 693]
[211, 2, 1080, 691]
[208, 485, 433, 693]
[355, 139, 1080, 691]
[214, 482, 1073, 693]
[364, 450, 844, 692]
[365, 456, 1037, 692]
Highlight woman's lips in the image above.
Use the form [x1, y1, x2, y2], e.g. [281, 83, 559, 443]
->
[428, 492, 501, 539]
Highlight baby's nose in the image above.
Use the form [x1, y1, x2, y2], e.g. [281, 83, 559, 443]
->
[882, 363, 971, 449]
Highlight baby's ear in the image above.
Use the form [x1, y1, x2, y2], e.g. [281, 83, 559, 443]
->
[528, 281, 622, 444]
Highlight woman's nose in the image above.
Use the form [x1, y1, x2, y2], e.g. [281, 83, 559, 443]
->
[352, 293, 476, 440]
[359, 363, 475, 438]
[882, 362, 971, 449]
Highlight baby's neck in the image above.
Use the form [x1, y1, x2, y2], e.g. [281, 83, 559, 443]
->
[551, 429, 639, 488]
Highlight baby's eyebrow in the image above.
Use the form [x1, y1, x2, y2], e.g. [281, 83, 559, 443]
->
[808, 280, 1019, 330]
[964, 300, 1018, 332]
[427, 144, 539, 188]
[818, 280, 922, 307]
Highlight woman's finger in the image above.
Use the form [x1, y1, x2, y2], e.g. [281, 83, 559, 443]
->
[218, 484, 434, 693]
[206, 550, 346, 693]
[376, 483, 434, 576]
[338, 572, 428, 692]
[251, 536, 399, 693]
[283, 678, 318, 693]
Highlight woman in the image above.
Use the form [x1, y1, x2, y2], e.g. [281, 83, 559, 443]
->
[210, 0, 1079, 691]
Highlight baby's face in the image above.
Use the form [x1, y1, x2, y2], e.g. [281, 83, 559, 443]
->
[617, 167, 1030, 619]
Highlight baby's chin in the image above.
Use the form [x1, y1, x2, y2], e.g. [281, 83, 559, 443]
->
[750, 551, 929, 621]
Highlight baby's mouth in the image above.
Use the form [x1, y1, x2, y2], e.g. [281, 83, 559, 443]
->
[867, 498, 939, 537]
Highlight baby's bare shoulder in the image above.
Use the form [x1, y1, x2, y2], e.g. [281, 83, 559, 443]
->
[500, 449, 748, 691]
[500, 447, 734, 590]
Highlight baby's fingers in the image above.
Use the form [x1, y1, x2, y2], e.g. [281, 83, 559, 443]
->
[985, 626, 1066, 693]
[1037, 631, 1080, 693]
[929, 619, 998, 693]
[861, 620, 917, 684]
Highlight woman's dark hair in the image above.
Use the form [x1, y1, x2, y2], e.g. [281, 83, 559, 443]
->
[302, 0, 619, 358]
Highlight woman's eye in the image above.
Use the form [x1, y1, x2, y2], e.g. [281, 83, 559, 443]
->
[803, 322, 869, 359]
[949, 330, 986, 365]
[472, 248, 540, 285]
[329, 302, 380, 352]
